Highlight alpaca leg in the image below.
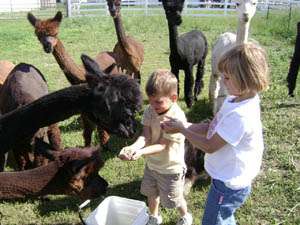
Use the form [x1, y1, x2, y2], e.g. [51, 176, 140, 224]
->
[47, 123, 62, 151]
[171, 67, 180, 95]
[287, 43, 300, 96]
[134, 71, 141, 84]
[184, 67, 194, 108]
[13, 144, 33, 170]
[81, 114, 96, 147]
[0, 153, 8, 172]
[209, 73, 220, 115]
[97, 127, 111, 151]
[194, 60, 205, 101]
[287, 22, 300, 97]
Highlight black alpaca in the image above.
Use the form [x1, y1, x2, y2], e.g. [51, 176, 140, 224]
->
[162, 0, 208, 107]
[287, 21, 300, 97]
[0, 54, 142, 160]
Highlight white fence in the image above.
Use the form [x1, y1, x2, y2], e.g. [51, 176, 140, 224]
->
[66, 0, 300, 17]
[0, 0, 299, 19]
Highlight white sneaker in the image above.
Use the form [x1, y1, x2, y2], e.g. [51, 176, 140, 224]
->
[146, 214, 163, 225]
[176, 212, 193, 225]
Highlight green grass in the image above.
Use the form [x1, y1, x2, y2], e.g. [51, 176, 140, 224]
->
[0, 9, 299, 225]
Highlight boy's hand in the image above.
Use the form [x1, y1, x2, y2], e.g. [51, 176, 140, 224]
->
[118, 147, 134, 160]
[131, 150, 143, 160]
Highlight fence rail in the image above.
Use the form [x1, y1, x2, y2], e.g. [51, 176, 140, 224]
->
[0, 0, 299, 19]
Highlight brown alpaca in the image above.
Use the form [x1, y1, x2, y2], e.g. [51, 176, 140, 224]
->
[0, 54, 142, 159]
[27, 11, 122, 148]
[0, 60, 15, 88]
[0, 141, 108, 200]
[106, 0, 144, 82]
[0, 63, 62, 171]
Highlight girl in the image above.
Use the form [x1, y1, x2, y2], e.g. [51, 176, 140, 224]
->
[161, 42, 269, 225]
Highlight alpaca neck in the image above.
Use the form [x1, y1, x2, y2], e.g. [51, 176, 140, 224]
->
[0, 161, 60, 199]
[113, 15, 128, 48]
[236, 20, 250, 44]
[168, 22, 179, 55]
[0, 84, 92, 152]
[53, 39, 86, 85]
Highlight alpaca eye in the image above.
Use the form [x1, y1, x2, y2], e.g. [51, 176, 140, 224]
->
[252, 2, 257, 5]
[236, 3, 240, 6]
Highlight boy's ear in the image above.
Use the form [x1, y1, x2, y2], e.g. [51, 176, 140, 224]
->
[170, 94, 178, 102]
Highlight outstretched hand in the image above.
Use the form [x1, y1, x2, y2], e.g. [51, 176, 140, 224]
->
[161, 116, 186, 133]
[118, 146, 134, 161]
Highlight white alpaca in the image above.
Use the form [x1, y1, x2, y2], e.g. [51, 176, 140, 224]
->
[209, 0, 258, 114]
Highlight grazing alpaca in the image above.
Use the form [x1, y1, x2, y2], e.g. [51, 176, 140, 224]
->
[27, 11, 121, 148]
[106, 0, 144, 82]
[0, 60, 15, 88]
[287, 21, 300, 97]
[0, 141, 108, 200]
[0, 54, 142, 160]
[210, 0, 258, 114]
[0, 64, 62, 171]
[161, 0, 208, 108]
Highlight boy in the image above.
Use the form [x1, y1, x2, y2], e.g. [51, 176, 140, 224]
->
[119, 69, 193, 225]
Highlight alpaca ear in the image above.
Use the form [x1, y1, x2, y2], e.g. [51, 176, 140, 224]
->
[52, 11, 63, 23]
[27, 12, 38, 27]
[81, 54, 107, 87]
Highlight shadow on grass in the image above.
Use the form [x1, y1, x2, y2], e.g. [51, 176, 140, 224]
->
[59, 117, 82, 133]
[186, 98, 212, 123]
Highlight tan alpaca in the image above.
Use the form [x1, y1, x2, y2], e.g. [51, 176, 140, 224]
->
[106, 0, 144, 82]
[209, 0, 258, 114]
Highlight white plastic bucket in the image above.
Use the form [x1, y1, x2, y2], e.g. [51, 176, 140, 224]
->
[82, 196, 149, 225]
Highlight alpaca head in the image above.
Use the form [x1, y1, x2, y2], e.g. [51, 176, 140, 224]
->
[27, 11, 62, 53]
[107, 0, 121, 18]
[161, 0, 185, 25]
[35, 138, 108, 199]
[82, 54, 142, 138]
[236, 0, 257, 23]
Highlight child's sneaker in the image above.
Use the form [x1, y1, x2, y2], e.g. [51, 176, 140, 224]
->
[176, 212, 193, 225]
[146, 214, 163, 225]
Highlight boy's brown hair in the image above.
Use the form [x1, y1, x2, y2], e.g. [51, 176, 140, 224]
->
[146, 69, 178, 97]
[218, 42, 269, 94]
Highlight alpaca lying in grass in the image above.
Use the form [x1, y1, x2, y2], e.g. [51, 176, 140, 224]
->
[287, 21, 300, 97]
[0, 63, 62, 171]
[0, 54, 142, 159]
[0, 139, 108, 200]
[162, 0, 208, 108]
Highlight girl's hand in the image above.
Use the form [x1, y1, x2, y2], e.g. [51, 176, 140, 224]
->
[131, 150, 143, 160]
[161, 116, 186, 133]
[118, 146, 134, 161]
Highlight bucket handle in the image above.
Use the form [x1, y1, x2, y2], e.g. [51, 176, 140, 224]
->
[78, 199, 91, 225]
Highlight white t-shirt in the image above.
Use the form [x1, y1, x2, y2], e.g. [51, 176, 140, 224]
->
[142, 103, 187, 174]
[205, 95, 264, 189]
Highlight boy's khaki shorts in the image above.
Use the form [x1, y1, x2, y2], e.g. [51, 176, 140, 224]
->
[140, 166, 185, 208]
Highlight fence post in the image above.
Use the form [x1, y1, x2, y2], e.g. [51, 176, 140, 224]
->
[66, 0, 72, 17]
[224, 0, 228, 15]
[145, 0, 148, 16]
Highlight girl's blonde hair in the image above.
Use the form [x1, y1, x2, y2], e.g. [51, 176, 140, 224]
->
[146, 69, 178, 97]
[218, 42, 269, 94]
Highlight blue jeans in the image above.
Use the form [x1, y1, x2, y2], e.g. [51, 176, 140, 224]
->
[202, 179, 251, 225]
